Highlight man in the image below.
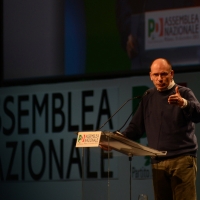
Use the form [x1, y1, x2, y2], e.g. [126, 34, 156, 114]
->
[123, 58, 199, 200]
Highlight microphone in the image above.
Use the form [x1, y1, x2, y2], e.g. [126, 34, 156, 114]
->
[96, 91, 149, 131]
[114, 90, 149, 133]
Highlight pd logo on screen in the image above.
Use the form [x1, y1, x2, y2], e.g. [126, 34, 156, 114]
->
[148, 18, 164, 38]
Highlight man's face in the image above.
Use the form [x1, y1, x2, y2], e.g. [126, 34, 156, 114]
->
[149, 59, 174, 91]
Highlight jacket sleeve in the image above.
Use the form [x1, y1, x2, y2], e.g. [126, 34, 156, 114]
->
[181, 88, 200, 123]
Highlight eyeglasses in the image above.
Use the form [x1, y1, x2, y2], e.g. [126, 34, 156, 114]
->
[151, 72, 170, 78]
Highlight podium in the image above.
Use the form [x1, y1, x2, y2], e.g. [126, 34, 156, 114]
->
[75, 131, 167, 200]
[99, 131, 167, 157]
[76, 130, 167, 157]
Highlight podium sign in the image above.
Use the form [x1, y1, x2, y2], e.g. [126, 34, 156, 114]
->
[76, 131, 101, 147]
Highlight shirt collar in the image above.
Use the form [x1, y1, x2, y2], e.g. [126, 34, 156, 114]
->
[157, 80, 175, 91]
[167, 79, 175, 90]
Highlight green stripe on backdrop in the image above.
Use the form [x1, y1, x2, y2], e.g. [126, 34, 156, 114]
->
[84, 0, 131, 74]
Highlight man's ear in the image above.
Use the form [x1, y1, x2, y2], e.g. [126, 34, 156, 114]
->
[171, 70, 174, 78]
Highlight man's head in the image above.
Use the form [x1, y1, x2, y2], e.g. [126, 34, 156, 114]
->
[149, 58, 174, 91]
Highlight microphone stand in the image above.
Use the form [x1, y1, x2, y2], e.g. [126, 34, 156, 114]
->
[96, 96, 142, 131]
[115, 91, 149, 133]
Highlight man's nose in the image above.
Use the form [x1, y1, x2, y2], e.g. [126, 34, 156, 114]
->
[158, 74, 162, 78]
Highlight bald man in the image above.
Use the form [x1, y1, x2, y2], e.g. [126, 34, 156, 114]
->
[123, 58, 199, 200]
